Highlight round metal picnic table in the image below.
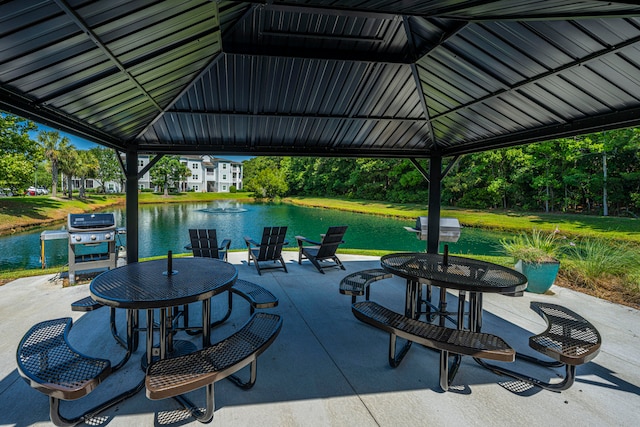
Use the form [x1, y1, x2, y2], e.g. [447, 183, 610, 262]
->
[380, 252, 528, 331]
[91, 257, 237, 366]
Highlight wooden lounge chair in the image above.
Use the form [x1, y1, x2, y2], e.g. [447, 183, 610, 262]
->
[185, 229, 231, 261]
[244, 226, 289, 275]
[295, 225, 348, 274]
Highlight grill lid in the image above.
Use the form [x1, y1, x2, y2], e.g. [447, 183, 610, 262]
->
[404, 217, 461, 242]
[68, 213, 116, 231]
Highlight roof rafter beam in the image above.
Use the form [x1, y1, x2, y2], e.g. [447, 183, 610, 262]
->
[134, 144, 432, 158]
[431, 31, 640, 122]
[237, 1, 640, 20]
[0, 86, 122, 149]
[166, 110, 424, 123]
[414, 20, 469, 61]
[404, 16, 437, 147]
[135, 0, 224, 139]
[53, 0, 162, 112]
[248, 2, 397, 19]
[442, 107, 640, 157]
[220, 45, 411, 64]
[449, 11, 640, 22]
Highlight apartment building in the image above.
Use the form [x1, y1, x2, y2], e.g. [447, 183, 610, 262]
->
[70, 154, 243, 193]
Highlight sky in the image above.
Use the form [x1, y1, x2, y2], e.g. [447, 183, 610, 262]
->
[28, 122, 253, 162]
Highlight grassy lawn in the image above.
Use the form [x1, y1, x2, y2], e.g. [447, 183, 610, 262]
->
[286, 197, 640, 244]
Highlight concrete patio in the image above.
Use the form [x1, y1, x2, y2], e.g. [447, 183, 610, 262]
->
[1, 252, 638, 426]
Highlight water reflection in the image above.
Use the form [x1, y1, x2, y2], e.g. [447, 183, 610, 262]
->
[0, 201, 511, 271]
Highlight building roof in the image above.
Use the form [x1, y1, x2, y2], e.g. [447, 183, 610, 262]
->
[2, 1, 640, 159]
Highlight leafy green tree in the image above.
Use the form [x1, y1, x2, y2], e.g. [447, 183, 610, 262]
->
[39, 130, 71, 197]
[251, 168, 288, 200]
[75, 150, 98, 198]
[90, 147, 122, 193]
[243, 157, 284, 187]
[150, 156, 190, 196]
[387, 159, 429, 203]
[0, 114, 39, 193]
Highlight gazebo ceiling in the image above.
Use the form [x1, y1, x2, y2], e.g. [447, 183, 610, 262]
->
[2, 1, 640, 158]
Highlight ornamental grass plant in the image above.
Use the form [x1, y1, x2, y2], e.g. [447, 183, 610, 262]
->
[500, 228, 560, 264]
[561, 238, 640, 291]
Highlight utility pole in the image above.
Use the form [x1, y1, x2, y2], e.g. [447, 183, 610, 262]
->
[603, 151, 608, 216]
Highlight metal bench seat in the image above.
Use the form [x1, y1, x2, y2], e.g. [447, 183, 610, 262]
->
[70, 295, 103, 311]
[16, 318, 122, 426]
[476, 302, 602, 391]
[352, 301, 515, 391]
[183, 279, 279, 333]
[529, 302, 601, 366]
[146, 312, 282, 423]
[339, 269, 392, 303]
[233, 279, 279, 313]
[71, 295, 131, 349]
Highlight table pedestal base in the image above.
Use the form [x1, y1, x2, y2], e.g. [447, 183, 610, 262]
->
[141, 340, 197, 370]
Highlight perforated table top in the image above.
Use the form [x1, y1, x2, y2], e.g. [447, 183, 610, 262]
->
[91, 258, 237, 309]
[381, 252, 527, 294]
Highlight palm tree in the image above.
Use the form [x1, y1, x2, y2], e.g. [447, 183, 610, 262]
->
[38, 131, 71, 197]
[58, 145, 78, 200]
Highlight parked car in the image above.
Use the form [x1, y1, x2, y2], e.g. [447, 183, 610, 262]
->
[26, 186, 37, 196]
[0, 188, 14, 197]
[36, 187, 48, 195]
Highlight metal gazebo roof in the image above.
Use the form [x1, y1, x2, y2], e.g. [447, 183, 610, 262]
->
[3, 1, 640, 259]
[2, 1, 640, 159]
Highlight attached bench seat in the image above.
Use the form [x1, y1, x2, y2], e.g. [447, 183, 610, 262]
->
[17, 318, 113, 426]
[352, 301, 514, 391]
[233, 279, 279, 313]
[185, 279, 279, 332]
[70, 295, 103, 311]
[529, 301, 601, 366]
[339, 269, 392, 303]
[477, 301, 602, 391]
[71, 295, 130, 350]
[146, 312, 282, 423]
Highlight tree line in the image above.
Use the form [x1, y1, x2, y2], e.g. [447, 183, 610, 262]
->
[1, 113, 195, 197]
[244, 128, 640, 217]
[0, 114, 121, 198]
[3, 112, 639, 215]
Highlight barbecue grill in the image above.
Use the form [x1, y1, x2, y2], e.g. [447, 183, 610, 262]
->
[404, 217, 461, 247]
[67, 213, 117, 284]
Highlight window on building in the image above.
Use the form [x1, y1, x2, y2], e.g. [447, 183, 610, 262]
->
[138, 160, 144, 167]
[222, 175, 226, 180]
[192, 175, 198, 180]
[192, 163, 198, 169]
[223, 163, 227, 169]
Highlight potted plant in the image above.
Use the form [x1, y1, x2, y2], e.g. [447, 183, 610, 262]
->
[500, 228, 560, 294]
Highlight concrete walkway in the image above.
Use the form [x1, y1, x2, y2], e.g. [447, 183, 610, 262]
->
[1, 252, 639, 426]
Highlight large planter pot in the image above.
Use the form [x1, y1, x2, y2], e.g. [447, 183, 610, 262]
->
[515, 259, 560, 294]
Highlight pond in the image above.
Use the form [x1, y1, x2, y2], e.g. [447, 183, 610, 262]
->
[0, 201, 512, 271]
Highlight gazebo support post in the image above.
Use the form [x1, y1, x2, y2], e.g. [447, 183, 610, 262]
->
[125, 150, 139, 264]
[427, 154, 442, 254]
